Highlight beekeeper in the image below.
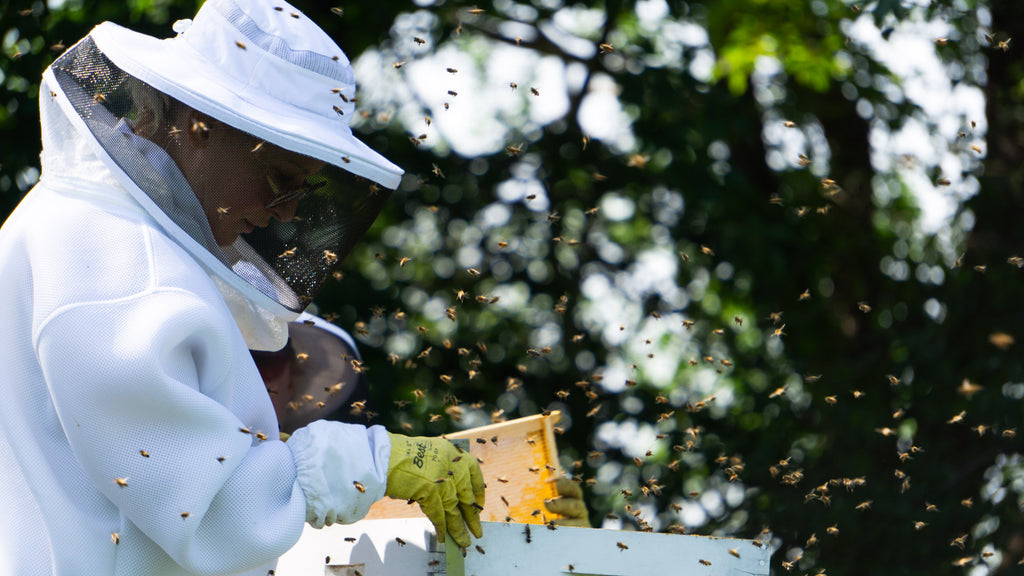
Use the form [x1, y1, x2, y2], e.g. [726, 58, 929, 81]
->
[0, 0, 484, 574]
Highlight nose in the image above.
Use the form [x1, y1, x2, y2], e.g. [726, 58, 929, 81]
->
[269, 198, 300, 223]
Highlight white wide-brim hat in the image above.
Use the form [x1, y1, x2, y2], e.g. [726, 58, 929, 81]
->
[89, 0, 403, 189]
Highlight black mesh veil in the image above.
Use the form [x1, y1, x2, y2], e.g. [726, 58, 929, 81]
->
[48, 37, 392, 312]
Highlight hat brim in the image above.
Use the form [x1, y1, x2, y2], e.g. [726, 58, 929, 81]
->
[91, 22, 403, 189]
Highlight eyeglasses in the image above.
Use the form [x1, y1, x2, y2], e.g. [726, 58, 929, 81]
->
[264, 175, 327, 209]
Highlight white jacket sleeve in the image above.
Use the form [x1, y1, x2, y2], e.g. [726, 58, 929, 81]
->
[287, 420, 390, 527]
[34, 285, 388, 575]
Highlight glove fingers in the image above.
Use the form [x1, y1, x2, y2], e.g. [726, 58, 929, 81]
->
[441, 480, 471, 548]
[469, 458, 486, 508]
[460, 500, 483, 539]
[544, 495, 587, 519]
[451, 462, 475, 505]
[419, 491, 448, 544]
[451, 456, 484, 539]
[552, 477, 582, 499]
[445, 505, 471, 548]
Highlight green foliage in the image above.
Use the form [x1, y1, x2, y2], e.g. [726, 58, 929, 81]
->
[5, 0, 1024, 575]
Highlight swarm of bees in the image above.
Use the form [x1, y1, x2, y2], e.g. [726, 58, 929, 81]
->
[100, 3, 997, 574]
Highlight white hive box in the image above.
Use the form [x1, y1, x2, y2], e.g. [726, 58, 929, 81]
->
[274, 518, 773, 576]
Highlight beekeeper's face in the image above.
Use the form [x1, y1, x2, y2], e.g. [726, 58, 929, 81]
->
[176, 109, 326, 247]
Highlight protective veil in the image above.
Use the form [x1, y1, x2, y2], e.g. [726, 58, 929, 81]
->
[0, 0, 400, 574]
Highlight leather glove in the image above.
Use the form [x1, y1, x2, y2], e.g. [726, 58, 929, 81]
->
[385, 433, 485, 547]
[544, 477, 591, 527]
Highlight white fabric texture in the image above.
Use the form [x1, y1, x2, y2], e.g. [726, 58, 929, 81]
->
[0, 50, 390, 576]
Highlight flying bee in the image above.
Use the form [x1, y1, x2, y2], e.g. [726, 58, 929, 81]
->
[698, 559, 711, 566]
[509, 82, 518, 91]
[353, 481, 366, 493]
[115, 477, 128, 488]
[598, 43, 614, 53]
[323, 250, 339, 264]
[234, 40, 246, 50]
[447, 67, 458, 74]
[948, 410, 966, 424]
[111, 532, 120, 545]
[413, 37, 426, 45]
[783, 120, 797, 128]
[393, 61, 405, 69]
[448, 90, 458, 97]
[278, 247, 297, 259]
[797, 153, 811, 166]
[530, 87, 540, 96]
[999, 37, 1012, 52]
[616, 542, 628, 551]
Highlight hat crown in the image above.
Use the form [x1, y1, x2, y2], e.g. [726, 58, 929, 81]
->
[226, 0, 342, 58]
[180, 0, 356, 122]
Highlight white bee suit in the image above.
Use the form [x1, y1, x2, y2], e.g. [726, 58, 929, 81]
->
[0, 34, 391, 576]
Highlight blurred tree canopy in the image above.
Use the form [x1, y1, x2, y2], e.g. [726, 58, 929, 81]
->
[4, 0, 1024, 574]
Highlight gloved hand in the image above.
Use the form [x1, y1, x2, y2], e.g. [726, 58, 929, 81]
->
[385, 433, 485, 547]
[544, 477, 591, 527]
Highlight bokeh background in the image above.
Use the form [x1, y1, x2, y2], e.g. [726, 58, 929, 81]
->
[4, 0, 1024, 574]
